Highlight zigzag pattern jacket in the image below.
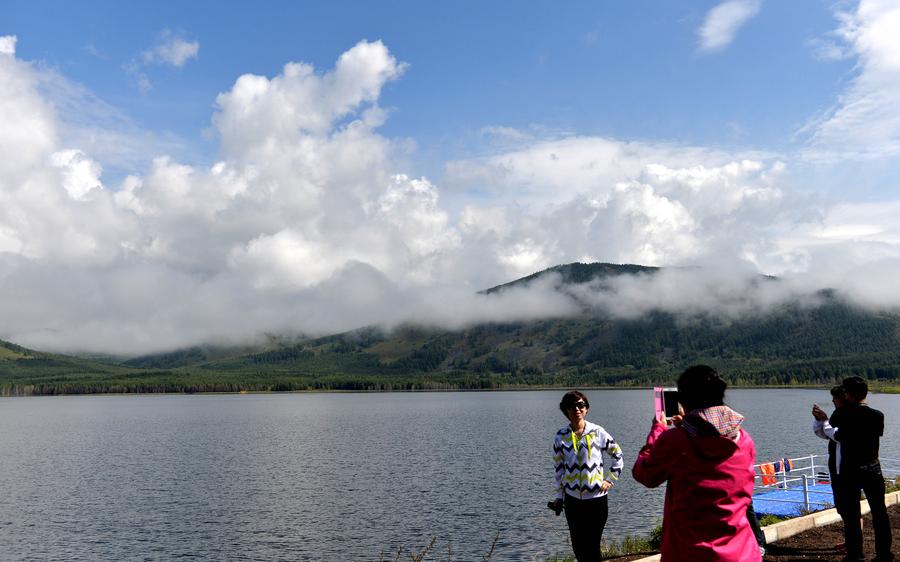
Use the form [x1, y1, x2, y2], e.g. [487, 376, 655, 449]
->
[553, 421, 624, 500]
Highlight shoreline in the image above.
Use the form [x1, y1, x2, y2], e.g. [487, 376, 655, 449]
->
[1, 383, 892, 398]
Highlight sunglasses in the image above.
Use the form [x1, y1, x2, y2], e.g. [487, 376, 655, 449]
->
[571, 401, 588, 410]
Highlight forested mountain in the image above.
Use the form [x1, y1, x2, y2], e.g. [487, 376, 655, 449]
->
[0, 339, 138, 395]
[2, 262, 899, 395]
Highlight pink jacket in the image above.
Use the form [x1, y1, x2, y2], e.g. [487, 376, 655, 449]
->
[632, 410, 760, 562]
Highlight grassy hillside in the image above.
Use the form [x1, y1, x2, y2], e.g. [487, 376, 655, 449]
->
[2, 262, 899, 395]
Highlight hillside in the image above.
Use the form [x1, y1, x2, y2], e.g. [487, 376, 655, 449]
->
[0, 339, 143, 395]
[2, 262, 899, 395]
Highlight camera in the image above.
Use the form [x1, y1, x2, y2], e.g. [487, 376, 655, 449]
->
[547, 500, 563, 516]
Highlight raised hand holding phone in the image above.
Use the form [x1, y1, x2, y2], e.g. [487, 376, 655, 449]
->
[811, 403, 828, 421]
[653, 387, 680, 425]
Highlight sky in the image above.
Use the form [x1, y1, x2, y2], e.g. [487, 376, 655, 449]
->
[3, 0, 900, 355]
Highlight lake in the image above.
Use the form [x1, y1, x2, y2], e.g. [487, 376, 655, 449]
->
[0, 389, 897, 560]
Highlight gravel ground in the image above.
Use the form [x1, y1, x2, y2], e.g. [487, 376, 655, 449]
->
[763, 503, 898, 561]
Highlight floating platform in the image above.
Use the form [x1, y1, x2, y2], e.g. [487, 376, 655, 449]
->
[752, 482, 835, 517]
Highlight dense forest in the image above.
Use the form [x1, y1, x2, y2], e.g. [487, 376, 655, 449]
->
[2, 263, 899, 395]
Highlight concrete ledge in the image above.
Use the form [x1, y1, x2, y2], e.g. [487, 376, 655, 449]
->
[630, 490, 900, 562]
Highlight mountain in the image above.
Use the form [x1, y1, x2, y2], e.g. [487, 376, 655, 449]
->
[2, 262, 899, 395]
[482, 262, 660, 294]
[0, 338, 139, 395]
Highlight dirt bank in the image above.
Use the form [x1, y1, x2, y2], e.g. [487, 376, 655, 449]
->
[763, 503, 899, 561]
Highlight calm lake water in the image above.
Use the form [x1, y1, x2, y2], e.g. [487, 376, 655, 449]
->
[0, 389, 897, 561]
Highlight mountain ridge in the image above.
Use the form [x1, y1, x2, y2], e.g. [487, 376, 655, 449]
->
[2, 262, 899, 395]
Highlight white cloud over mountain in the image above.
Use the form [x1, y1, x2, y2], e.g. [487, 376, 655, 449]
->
[0, 31, 899, 355]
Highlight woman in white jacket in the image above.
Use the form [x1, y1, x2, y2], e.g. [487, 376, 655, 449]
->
[550, 391, 624, 562]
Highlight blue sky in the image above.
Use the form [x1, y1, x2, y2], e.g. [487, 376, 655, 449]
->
[3, 0, 900, 353]
[6, 1, 853, 170]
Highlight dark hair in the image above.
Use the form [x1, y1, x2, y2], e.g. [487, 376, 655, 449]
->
[559, 390, 589, 414]
[842, 376, 868, 402]
[830, 385, 847, 399]
[677, 365, 727, 412]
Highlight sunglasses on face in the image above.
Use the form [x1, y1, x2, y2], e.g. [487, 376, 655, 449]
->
[571, 401, 588, 410]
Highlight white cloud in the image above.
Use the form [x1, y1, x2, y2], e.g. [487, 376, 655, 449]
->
[0, 35, 16, 56]
[213, 39, 405, 155]
[804, 0, 900, 159]
[566, 264, 823, 321]
[443, 135, 773, 209]
[123, 30, 200, 92]
[698, 0, 762, 53]
[49, 149, 104, 200]
[444, 137, 789, 266]
[143, 31, 199, 67]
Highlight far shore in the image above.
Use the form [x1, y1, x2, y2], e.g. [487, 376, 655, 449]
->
[1, 383, 898, 398]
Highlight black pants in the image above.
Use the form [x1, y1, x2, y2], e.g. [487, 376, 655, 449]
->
[746, 502, 766, 549]
[564, 494, 609, 562]
[831, 472, 859, 519]
[836, 462, 894, 561]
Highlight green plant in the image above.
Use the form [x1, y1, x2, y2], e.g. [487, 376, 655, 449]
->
[885, 475, 900, 494]
[598, 525, 661, 558]
[648, 522, 663, 549]
[758, 514, 788, 526]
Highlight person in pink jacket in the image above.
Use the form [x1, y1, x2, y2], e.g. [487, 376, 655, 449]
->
[632, 365, 761, 562]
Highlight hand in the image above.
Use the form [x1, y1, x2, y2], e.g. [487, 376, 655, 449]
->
[811, 404, 828, 421]
[670, 414, 683, 427]
[600, 481, 613, 493]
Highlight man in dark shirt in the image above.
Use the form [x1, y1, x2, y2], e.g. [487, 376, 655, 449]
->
[812, 386, 854, 529]
[832, 376, 894, 562]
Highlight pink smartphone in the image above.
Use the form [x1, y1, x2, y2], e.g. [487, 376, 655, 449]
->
[654, 387, 679, 421]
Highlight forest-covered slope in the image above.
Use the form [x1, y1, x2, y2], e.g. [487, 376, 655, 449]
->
[2, 263, 899, 394]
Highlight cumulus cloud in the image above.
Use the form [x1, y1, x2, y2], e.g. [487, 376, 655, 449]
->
[803, 0, 900, 159]
[443, 137, 797, 278]
[0, 38, 461, 353]
[0, 35, 898, 355]
[698, 0, 762, 53]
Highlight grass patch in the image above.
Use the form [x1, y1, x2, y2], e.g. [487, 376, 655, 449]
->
[547, 523, 662, 561]
[0, 346, 27, 361]
[758, 514, 789, 526]
[600, 533, 658, 557]
[886, 475, 900, 494]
